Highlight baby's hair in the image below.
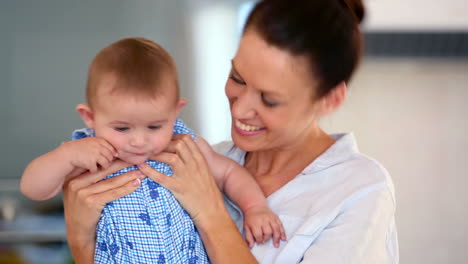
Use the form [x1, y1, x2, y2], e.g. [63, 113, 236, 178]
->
[86, 37, 178, 107]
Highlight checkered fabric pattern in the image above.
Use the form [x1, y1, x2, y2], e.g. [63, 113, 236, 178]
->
[72, 119, 210, 264]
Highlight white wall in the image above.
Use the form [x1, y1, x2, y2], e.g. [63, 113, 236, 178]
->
[364, 0, 468, 30]
[0, 0, 240, 179]
[321, 58, 468, 263]
[180, 0, 241, 144]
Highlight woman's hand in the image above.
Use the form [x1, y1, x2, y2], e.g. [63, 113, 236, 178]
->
[137, 134, 257, 264]
[138, 134, 224, 224]
[63, 160, 144, 263]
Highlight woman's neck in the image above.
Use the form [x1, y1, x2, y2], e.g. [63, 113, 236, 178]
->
[244, 128, 335, 196]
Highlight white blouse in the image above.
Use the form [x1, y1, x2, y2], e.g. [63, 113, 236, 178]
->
[214, 133, 399, 264]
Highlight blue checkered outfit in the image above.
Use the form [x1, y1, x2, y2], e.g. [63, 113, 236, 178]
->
[72, 119, 210, 264]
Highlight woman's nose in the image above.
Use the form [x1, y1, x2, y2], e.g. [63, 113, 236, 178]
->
[230, 91, 256, 120]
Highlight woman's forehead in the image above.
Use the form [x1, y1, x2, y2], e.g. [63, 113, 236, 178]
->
[234, 31, 318, 98]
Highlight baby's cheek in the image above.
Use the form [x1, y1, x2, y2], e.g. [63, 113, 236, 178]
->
[151, 144, 166, 156]
[153, 133, 173, 154]
[105, 136, 126, 152]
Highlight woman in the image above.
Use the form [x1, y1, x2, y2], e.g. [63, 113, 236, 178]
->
[64, 0, 398, 263]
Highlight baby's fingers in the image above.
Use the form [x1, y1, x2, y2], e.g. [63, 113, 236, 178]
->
[244, 226, 255, 249]
[96, 155, 112, 170]
[251, 225, 264, 245]
[100, 146, 117, 163]
[87, 161, 99, 173]
[278, 218, 287, 241]
[272, 227, 281, 248]
[271, 218, 287, 247]
[99, 138, 118, 157]
[261, 223, 273, 244]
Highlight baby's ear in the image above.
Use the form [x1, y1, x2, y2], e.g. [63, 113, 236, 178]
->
[76, 104, 95, 128]
[175, 98, 187, 116]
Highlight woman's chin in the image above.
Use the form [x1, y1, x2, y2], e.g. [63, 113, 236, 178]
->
[232, 134, 256, 152]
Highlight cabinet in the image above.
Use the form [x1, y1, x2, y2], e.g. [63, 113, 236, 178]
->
[0, 179, 72, 264]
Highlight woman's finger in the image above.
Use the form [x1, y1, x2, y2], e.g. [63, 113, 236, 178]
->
[90, 160, 130, 182]
[179, 134, 208, 169]
[67, 160, 130, 190]
[139, 153, 223, 223]
[82, 170, 144, 196]
[164, 135, 195, 165]
[149, 152, 184, 173]
[89, 177, 142, 206]
[138, 162, 176, 191]
[164, 134, 204, 167]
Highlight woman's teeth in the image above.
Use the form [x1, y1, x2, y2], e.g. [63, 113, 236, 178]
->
[236, 120, 262, 132]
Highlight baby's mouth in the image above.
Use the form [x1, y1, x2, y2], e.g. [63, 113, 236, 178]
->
[120, 150, 149, 158]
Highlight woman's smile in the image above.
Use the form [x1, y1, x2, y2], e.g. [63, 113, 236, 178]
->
[234, 119, 266, 136]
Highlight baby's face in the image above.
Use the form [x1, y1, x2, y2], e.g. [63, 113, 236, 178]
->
[91, 93, 179, 165]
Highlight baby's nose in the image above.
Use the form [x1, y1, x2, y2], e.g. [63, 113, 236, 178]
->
[130, 134, 146, 147]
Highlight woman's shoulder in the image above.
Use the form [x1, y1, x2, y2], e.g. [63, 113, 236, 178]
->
[345, 151, 396, 200]
[305, 133, 396, 203]
[347, 148, 392, 181]
[323, 133, 391, 177]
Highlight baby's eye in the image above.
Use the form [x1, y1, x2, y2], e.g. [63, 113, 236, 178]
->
[114, 127, 129, 132]
[148, 125, 162, 130]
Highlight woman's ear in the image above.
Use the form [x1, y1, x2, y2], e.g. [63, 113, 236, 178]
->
[76, 104, 95, 128]
[175, 98, 187, 116]
[318, 81, 347, 116]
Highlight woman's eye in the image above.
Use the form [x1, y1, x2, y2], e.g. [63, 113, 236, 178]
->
[261, 93, 279, 108]
[229, 74, 246, 85]
[114, 127, 129, 132]
[148, 125, 162, 130]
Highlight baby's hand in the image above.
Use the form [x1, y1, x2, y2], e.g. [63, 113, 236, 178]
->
[243, 206, 286, 248]
[62, 137, 117, 173]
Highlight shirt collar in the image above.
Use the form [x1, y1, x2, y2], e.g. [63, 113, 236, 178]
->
[301, 133, 359, 175]
[71, 127, 96, 140]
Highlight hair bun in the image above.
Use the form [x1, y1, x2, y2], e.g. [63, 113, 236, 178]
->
[341, 0, 365, 24]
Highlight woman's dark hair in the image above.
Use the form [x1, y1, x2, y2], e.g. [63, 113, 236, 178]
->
[244, 0, 365, 98]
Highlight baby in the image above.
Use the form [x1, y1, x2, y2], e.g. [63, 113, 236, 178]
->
[21, 37, 285, 263]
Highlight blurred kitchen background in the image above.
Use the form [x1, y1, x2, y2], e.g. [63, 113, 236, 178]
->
[1, 0, 467, 263]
